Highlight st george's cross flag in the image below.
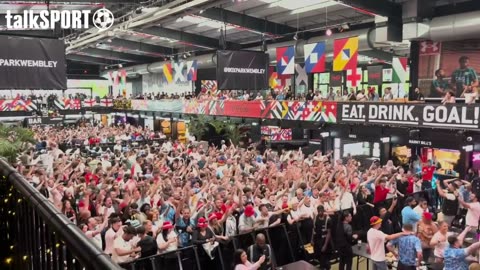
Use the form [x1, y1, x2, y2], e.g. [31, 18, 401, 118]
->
[276, 46, 295, 75]
[304, 42, 326, 73]
[163, 62, 173, 84]
[346, 68, 363, 87]
[333, 36, 358, 71]
[392, 57, 408, 83]
[186, 60, 198, 81]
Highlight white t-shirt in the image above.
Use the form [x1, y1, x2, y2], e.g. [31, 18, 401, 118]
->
[367, 228, 386, 262]
[431, 231, 453, 258]
[466, 201, 480, 227]
[104, 228, 118, 255]
[112, 236, 133, 264]
[86, 230, 103, 250]
[156, 231, 178, 254]
[336, 192, 355, 211]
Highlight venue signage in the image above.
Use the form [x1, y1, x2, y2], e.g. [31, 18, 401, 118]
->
[339, 103, 480, 130]
[0, 36, 67, 89]
[216, 50, 268, 90]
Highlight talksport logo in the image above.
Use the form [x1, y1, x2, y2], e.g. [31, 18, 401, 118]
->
[5, 8, 114, 30]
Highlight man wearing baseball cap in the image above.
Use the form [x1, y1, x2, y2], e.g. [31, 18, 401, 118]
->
[367, 216, 411, 270]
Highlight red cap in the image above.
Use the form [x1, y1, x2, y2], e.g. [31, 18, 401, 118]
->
[244, 205, 255, 217]
[423, 212, 433, 220]
[370, 216, 383, 226]
[197, 217, 208, 228]
[162, 221, 173, 230]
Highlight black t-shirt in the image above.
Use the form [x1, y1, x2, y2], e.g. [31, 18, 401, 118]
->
[380, 212, 394, 235]
[137, 235, 158, 258]
[314, 216, 331, 241]
[396, 180, 409, 196]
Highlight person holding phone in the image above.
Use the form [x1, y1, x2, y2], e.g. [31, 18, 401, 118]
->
[233, 249, 266, 270]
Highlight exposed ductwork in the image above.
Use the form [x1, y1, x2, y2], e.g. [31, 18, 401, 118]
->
[403, 10, 480, 41]
[110, 28, 382, 77]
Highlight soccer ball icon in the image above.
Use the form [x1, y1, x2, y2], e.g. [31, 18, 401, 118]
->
[93, 8, 114, 30]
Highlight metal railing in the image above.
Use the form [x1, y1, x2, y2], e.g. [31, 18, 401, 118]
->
[0, 159, 122, 270]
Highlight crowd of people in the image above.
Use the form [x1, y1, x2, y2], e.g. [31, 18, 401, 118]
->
[12, 122, 480, 270]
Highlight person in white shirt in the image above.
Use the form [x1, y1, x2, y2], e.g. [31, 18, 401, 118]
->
[413, 198, 429, 216]
[429, 221, 457, 263]
[367, 216, 410, 270]
[336, 189, 357, 215]
[238, 205, 258, 233]
[458, 192, 480, 228]
[112, 225, 140, 264]
[85, 213, 108, 249]
[156, 221, 178, 254]
[104, 217, 123, 255]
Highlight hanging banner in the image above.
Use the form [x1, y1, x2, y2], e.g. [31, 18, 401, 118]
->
[295, 64, 308, 90]
[392, 57, 408, 83]
[163, 63, 173, 84]
[276, 46, 295, 75]
[304, 42, 326, 73]
[330, 71, 343, 87]
[186, 60, 198, 81]
[338, 103, 480, 130]
[333, 36, 358, 71]
[346, 68, 362, 87]
[367, 65, 383, 85]
[216, 50, 268, 90]
[0, 36, 66, 89]
[173, 62, 186, 83]
[223, 100, 263, 117]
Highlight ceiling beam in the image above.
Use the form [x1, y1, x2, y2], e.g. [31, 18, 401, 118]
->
[67, 55, 119, 65]
[333, 0, 401, 19]
[107, 38, 175, 55]
[137, 26, 240, 50]
[81, 48, 156, 62]
[200, 7, 296, 36]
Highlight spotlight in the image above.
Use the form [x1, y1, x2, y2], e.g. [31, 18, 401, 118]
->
[326, 29, 332, 36]
[183, 54, 187, 59]
[199, 9, 204, 14]
[107, 39, 112, 43]
[135, 8, 142, 14]
[187, 52, 192, 57]
[293, 32, 298, 41]
[118, 64, 123, 68]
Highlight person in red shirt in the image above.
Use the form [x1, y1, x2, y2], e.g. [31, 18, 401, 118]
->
[421, 160, 436, 190]
[373, 173, 392, 204]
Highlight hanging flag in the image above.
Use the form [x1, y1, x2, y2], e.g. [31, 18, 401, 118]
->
[304, 42, 326, 73]
[186, 60, 198, 81]
[392, 57, 408, 83]
[295, 64, 308, 89]
[276, 46, 295, 75]
[346, 68, 363, 87]
[163, 62, 173, 84]
[173, 62, 186, 82]
[333, 36, 358, 71]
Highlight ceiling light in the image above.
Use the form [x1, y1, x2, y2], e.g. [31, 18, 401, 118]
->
[187, 52, 192, 56]
[183, 54, 187, 59]
[118, 64, 123, 68]
[107, 39, 112, 43]
[199, 9, 204, 14]
[293, 32, 298, 40]
[326, 28, 332, 36]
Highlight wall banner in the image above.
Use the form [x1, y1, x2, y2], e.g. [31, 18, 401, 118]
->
[338, 103, 480, 130]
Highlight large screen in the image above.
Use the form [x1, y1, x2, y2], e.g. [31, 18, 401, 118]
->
[343, 142, 370, 157]
[419, 39, 480, 99]
[433, 148, 460, 176]
[0, 36, 66, 89]
[216, 50, 268, 90]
